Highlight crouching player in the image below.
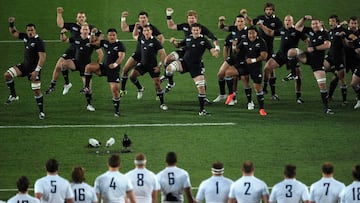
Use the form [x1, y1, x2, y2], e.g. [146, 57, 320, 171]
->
[84, 28, 126, 117]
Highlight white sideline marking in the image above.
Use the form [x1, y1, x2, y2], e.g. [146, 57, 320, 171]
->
[0, 122, 236, 129]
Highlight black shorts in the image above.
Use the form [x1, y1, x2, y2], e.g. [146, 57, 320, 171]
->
[273, 52, 287, 67]
[61, 47, 76, 60]
[100, 64, 120, 83]
[15, 63, 41, 81]
[325, 54, 345, 71]
[134, 63, 160, 78]
[131, 51, 141, 62]
[180, 60, 204, 78]
[234, 62, 247, 76]
[242, 63, 262, 84]
[73, 60, 87, 76]
[305, 52, 325, 72]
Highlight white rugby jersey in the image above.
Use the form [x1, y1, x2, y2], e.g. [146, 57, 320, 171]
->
[310, 177, 345, 203]
[34, 174, 74, 203]
[157, 166, 192, 203]
[340, 181, 360, 203]
[71, 182, 98, 203]
[125, 167, 160, 203]
[195, 175, 233, 203]
[94, 171, 133, 203]
[7, 193, 40, 203]
[269, 178, 309, 203]
[229, 175, 269, 203]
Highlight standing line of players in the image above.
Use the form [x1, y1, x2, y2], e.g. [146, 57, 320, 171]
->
[5, 154, 360, 203]
[3, 4, 360, 119]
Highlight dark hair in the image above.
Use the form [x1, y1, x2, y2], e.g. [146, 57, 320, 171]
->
[212, 161, 224, 169]
[284, 164, 296, 178]
[190, 23, 201, 29]
[236, 14, 245, 19]
[46, 158, 59, 173]
[108, 154, 121, 168]
[17, 176, 29, 193]
[328, 14, 340, 23]
[353, 165, 360, 181]
[138, 11, 148, 17]
[264, 2, 275, 11]
[349, 16, 358, 22]
[107, 28, 117, 33]
[322, 162, 334, 175]
[26, 23, 36, 29]
[143, 24, 153, 30]
[72, 166, 85, 183]
[247, 26, 258, 32]
[166, 151, 177, 165]
[242, 160, 254, 173]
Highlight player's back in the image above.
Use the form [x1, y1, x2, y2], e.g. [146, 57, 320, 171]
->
[71, 182, 97, 203]
[7, 194, 40, 203]
[270, 179, 309, 203]
[340, 181, 360, 203]
[34, 174, 74, 203]
[310, 177, 345, 203]
[94, 171, 132, 203]
[126, 168, 159, 203]
[157, 166, 191, 202]
[196, 176, 233, 203]
[229, 175, 269, 203]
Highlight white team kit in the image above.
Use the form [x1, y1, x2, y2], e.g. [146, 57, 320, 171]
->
[157, 166, 192, 203]
[125, 168, 160, 203]
[34, 174, 74, 203]
[195, 175, 233, 203]
[269, 178, 310, 203]
[71, 182, 98, 203]
[7, 193, 40, 203]
[340, 181, 360, 203]
[228, 175, 269, 203]
[309, 177, 345, 203]
[94, 171, 133, 203]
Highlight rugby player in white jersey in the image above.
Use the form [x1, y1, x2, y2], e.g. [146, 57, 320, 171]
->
[228, 160, 269, 203]
[94, 154, 136, 203]
[269, 164, 310, 203]
[70, 166, 98, 203]
[126, 153, 160, 203]
[157, 152, 194, 203]
[309, 162, 345, 203]
[195, 161, 233, 203]
[34, 159, 74, 203]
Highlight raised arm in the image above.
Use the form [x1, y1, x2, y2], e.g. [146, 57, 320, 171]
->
[8, 17, 19, 38]
[56, 7, 64, 28]
[121, 11, 130, 32]
[295, 15, 312, 32]
[166, 8, 177, 30]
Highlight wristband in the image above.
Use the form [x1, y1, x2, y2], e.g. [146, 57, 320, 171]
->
[121, 17, 126, 22]
[251, 58, 257, 63]
[113, 63, 119, 67]
[9, 22, 14, 28]
[215, 45, 220, 51]
[167, 16, 172, 20]
[35, 66, 41, 72]
[166, 10, 173, 16]
[158, 62, 163, 66]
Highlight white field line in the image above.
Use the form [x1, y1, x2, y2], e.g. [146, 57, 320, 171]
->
[0, 122, 236, 129]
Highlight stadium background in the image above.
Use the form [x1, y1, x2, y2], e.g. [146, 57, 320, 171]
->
[0, 0, 359, 200]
